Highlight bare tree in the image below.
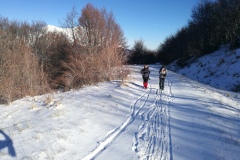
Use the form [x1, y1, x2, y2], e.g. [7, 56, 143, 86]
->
[61, 6, 79, 45]
[77, 3, 126, 80]
[78, 3, 104, 59]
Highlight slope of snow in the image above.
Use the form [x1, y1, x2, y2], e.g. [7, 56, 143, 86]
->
[168, 45, 240, 92]
[0, 64, 239, 160]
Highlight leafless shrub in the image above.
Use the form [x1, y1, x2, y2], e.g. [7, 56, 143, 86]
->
[39, 32, 72, 90]
[0, 37, 49, 103]
[0, 18, 50, 104]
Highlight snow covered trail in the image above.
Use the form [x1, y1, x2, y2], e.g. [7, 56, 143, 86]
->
[83, 72, 174, 160]
[81, 88, 150, 160]
[1, 64, 240, 160]
[87, 66, 240, 160]
[132, 82, 173, 160]
[81, 87, 148, 159]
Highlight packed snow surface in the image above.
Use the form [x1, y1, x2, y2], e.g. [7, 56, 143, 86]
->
[0, 65, 240, 160]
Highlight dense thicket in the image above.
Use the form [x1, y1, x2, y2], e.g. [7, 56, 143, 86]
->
[0, 3, 128, 104]
[0, 18, 50, 104]
[157, 0, 240, 66]
[58, 3, 128, 90]
[127, 39, 157, 64]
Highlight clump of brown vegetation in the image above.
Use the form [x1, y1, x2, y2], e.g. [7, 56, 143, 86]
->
[0, 3, 129, 104]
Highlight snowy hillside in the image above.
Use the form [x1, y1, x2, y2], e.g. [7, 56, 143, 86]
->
[168, 45, 240, 92]
[44, 25, 72, 34]
[44, 25, 80, 42]
[0, 64, 239, 160]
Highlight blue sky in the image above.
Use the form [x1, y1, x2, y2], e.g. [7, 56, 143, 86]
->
[0, 0, 199, 50]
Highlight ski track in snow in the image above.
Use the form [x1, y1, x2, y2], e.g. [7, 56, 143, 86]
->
[132, 80, 174, 160]
[82, 80, 174, 160]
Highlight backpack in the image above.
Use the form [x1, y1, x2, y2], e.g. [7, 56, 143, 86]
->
[143, 70, 149, 78]
[143, 73, 149, 79]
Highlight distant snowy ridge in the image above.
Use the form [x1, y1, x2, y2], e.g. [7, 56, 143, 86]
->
[44, 25, 80, 42]
[44, 25, 73, 33]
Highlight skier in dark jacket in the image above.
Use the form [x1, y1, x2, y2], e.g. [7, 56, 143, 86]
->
[159, 65, 167, 90]
[140, 65, 150, 89]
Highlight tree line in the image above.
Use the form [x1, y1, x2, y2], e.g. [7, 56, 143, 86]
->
[128, 0, 240, 66]
[157, 0, 240, 66]
[127, 39, 158, 64]
[0, 3, 128, 104]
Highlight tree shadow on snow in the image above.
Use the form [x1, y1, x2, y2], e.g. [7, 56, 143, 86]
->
[0, 129, 16, 157]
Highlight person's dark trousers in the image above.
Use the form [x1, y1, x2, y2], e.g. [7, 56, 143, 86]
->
[143, 77, 149, 89]
[159, 77, 165, 90]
